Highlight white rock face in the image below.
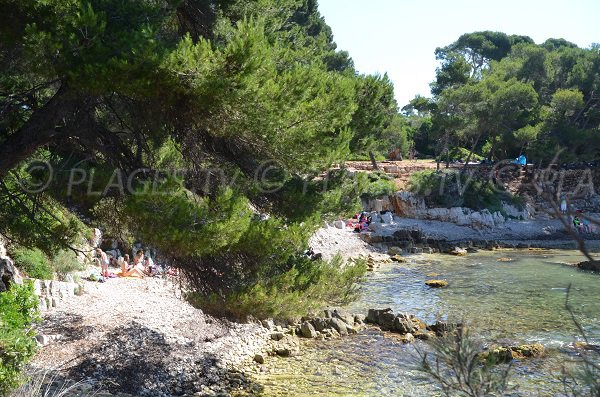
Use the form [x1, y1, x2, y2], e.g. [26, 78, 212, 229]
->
[381, 212, 394, 224]
[0, 235, 7, 258]
[393, 191, 515, 229]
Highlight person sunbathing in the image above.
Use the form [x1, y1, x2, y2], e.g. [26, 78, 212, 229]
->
[119, 253, 145, 278]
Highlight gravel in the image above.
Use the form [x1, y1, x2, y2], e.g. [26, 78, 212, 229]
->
[31, 277, 270, 396]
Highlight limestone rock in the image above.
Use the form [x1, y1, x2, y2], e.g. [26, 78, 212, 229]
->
[327, 318, 348, 336]
[377, 312, 396, 331]
[0, 257, 22, 292]
[312, 318, 329, 332]
[300, 322, 317, 338]
[366, 308, 393, 324]
[333, 220, 346, 229]
[390, 254, 405, 263]
[480, 343, 544, 363]
[393, 317, 418, 334]
[511, 343, 545, 358]
[428, 321, 460, 336]
[401, 333, 415, 344]
[332, 309, 355, 327]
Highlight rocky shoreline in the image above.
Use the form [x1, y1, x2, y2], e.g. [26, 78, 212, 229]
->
[24, 219, 600, 397]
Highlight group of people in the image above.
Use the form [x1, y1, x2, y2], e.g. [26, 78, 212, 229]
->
[560, 197, 595, 234]
[94, 248, 155, 278]
[350, 212, 372, 232]
[572, 211, 594, 234]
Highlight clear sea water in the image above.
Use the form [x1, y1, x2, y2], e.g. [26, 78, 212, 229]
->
[256, 250, 600, 396]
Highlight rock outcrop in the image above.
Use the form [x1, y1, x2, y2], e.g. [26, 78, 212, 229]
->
[0, 256, 22, 292]
[366, 308, 436, 342]
[261, 308, 364, 358]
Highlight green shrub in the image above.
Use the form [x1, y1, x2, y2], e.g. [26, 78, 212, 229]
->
[359, 171, 397, 200]
[408, 170, 513, 214]
[12, 248, 52, 280]
[0, 282, 40, 395]
[436, 147, 484, 163]
[189, 255, 367, 320]
[50, 250, 84, 280]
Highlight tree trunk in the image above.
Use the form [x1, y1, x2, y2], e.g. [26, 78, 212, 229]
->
[0, 85, 78, 178]
[461, 133, 482, 173]
[444, 131, 450, 169]
[369, 151, 379, 171]
[487, 136, 498, 161]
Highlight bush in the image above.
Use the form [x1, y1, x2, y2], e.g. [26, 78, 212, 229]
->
[0, 282, 40, 395]
[189, 255, 367, 320]
[436, 147, 484, 163]
[50, 250, 84, 280]
[12, 248, 52, 280]
[408, 170, 514, 214]
[359, 171, 397, 200]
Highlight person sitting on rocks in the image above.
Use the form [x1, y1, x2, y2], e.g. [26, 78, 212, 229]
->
[118, 254, 131, 275]
[120, 252, 146, 278]
[573, 215, 582, 232]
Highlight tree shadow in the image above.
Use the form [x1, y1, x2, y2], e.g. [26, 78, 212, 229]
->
[64, 321, 263, 396]
[36, 312, 93, 343]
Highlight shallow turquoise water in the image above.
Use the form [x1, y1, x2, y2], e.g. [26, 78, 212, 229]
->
[257, 250, 600, 396]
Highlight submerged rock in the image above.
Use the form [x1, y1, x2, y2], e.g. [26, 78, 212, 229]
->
[389, 254, 406, 263]
[511, 343, 545, 358]
[425, 279, 448, 288]
[497, 257, 513, 262]
[428, 321, 460, 336]
[413, 330, 436, 340]
[480, 343, 545, 363]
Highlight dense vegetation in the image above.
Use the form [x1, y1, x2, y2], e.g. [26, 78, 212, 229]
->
[0, 282, 40, 395]
[0, 0, 406, 321]
[408, 170, 521, 214]
[404, 31, 600, 165]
